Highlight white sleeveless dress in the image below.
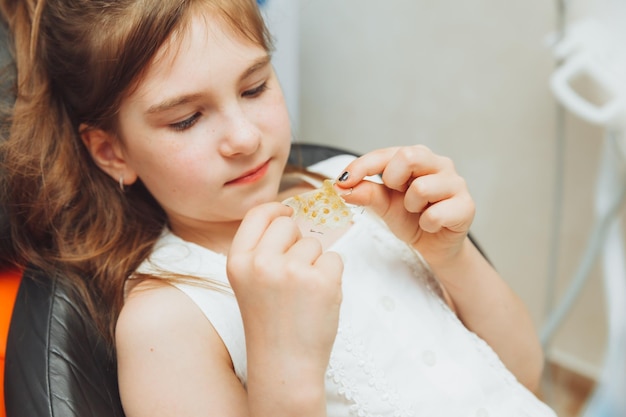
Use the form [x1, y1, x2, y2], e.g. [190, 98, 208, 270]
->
[135, 156, 558, 417]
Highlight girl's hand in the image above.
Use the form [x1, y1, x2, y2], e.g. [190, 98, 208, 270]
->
[226, 202, 343, 400]
[337, 147, 546, 392]
[336, 145, 475, 267]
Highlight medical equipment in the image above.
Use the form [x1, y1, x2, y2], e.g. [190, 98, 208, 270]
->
[543, 1, 626, 415]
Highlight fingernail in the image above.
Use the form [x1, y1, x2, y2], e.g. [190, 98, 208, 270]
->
[338, 171, 349, 182]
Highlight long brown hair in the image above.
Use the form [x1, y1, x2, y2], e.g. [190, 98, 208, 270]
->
[0, 0, 273, 345]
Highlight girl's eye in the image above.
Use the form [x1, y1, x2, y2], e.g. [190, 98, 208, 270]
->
[242, 82, 268, 98]
[170, 112, 200, 131]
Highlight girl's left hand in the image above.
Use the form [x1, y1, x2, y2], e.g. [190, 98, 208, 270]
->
[336, 145, 475, 267]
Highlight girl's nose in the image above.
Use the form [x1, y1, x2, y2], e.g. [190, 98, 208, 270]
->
[218, 106, 261, 157]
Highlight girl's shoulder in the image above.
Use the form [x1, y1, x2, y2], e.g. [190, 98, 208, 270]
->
[117, 278, 231, 373]
[116, 279, 241, 415]
[118, 278, 201, 342]
[134, 228, 228, 282]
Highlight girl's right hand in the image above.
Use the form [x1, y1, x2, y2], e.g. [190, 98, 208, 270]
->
[226, 202, 343, 414]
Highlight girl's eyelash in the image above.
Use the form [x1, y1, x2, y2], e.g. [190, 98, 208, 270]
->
[168, 82, 267, 131]
[242, 81, 268, 98]
[170, 112, 200, 131]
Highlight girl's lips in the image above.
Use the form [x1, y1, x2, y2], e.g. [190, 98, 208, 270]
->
[226, 160, 270, 185]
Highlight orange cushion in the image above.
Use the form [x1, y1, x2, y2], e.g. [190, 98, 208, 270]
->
[0, 267, 23, 417]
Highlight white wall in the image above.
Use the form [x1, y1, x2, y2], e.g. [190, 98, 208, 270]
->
[296, 0, 611, 379]
[258, 0, 301, 133]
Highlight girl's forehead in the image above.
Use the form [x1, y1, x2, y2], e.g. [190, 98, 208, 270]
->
[150, 12, 217, 69]
[123, 12, 266, 107]
[148, 11, 259, 76]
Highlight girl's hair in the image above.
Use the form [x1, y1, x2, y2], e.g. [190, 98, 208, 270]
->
[0, 0, 273, 345]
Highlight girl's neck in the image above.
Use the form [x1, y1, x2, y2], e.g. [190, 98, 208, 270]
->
[168, 172, 339, 254]
[169, 219, 241, 255]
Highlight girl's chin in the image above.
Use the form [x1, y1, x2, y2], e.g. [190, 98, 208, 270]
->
[234, 188, 280, 212]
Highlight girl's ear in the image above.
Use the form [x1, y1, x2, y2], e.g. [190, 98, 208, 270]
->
[79, 124, 138, 186]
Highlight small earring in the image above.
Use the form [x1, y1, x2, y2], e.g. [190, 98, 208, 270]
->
[119, 175, 124, 192]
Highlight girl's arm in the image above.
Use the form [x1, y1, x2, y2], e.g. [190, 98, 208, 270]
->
[429, 237, 544, 392]
[117, 203, 341, 417]
[116, 281, 252, 417]
[227, 203, 342, 416]
[116, 280, 330, 417]
[336, 145, 544, 392]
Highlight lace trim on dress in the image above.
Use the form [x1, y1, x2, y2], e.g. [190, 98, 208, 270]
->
[324, 212, 542, 416]
[327, 322, 416, 417]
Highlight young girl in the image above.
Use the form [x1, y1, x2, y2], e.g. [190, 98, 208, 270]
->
[0, 0, 556, 416]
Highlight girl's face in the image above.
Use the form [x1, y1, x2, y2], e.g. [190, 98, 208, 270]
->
[116, 12, 291, 245]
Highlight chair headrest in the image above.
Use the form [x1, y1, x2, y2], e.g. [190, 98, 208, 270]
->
[0, 19, 16, 266]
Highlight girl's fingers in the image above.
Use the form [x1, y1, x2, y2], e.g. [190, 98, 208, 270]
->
[339, 180, 393, 217]
[284, 237, 324, 266]
[340, 171, 465, 218]
[314, 251, 344, 290]
[403, 174, 465, 214]
[255, 215, 302, 257]
[314, 250, 344, 272]
[380, 146, 450, 192]
[419, 196, 475, 234]
[335, 147, 399, 188]
[336, 145, 446, 192]
[342, 176, 473, 234]
[230, 202, 293, 254]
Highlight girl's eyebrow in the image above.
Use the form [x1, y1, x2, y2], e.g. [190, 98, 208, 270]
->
[146, 93, 203, 115]
[145, 54, 272, 116]
[239, 54, 271, 82]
